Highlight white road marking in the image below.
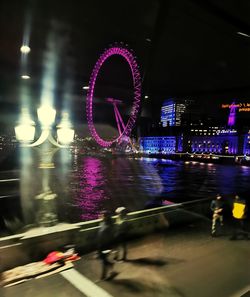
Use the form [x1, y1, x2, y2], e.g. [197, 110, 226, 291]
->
[230, 286, 250, 297]
[60, 268, 114, 297]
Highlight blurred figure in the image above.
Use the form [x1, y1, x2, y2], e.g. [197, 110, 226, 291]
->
[3, 216, 23, 234]
[231, 195, 248, 240]
[97, 211, 116, 280]
[115, 207, 129, 261]
[210, 194, 224, 237]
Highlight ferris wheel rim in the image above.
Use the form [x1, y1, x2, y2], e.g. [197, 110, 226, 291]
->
[86, 45, 141, 147]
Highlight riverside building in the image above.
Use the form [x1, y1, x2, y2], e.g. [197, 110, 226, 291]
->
[140, 99, 250, 157]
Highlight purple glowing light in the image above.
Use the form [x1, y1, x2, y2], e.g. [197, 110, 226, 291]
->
[86, 45, 142, 147]
[228, 102, 237, 127]
[76, 157, 108, 220]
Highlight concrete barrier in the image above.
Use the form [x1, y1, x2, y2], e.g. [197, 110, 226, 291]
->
[0, 198, 212, 271]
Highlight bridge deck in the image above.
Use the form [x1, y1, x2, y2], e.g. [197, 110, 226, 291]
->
[1, 219, 250, 297]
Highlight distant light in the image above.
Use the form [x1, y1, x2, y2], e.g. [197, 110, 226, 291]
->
[21, 75, 30, 80]
[144, 95, 149, 99]
[146, 38, 151, 42]
[20, 45, 31, 54]
[82, 86, 89, 90]
[241, 166, 249, 169]
[237, 31, 250, 38]
[212, 156, 219, 159]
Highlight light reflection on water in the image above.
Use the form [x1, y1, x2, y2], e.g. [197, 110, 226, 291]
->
[156, 159, 250, 202]
[69, 156, 250, 222]
[1, 152, 250, 231]
[71, 156, 163, 221]
[75, 157, 108, 220]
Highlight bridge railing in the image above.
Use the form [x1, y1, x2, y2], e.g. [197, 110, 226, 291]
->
[0, 197, 213, 271]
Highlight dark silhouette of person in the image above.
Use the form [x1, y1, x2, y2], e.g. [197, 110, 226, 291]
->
[97, 211, 116, 280]
[210, 194, 224, 236]
[115, 207, 129, 261]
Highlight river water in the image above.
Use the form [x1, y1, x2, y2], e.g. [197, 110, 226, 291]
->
[1, 149, 250, 232]
[67, 154, 250, 222]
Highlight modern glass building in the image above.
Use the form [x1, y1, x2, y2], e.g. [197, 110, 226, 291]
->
[161, 100, 175, 127]
[161, 99, 187, 127]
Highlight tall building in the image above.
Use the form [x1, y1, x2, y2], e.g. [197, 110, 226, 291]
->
[161, 99, 191, 127]
[161, 99, 175, 127]
[227, 102, 237, 127]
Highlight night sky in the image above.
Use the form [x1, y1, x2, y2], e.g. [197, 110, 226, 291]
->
[0, 0, 250, 135]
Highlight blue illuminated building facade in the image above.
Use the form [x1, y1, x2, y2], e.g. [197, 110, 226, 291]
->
[161, 100, 175, 126]
[187, 127, 240, 154]
[161, 99, 186, 127]
[140, 127, 250, 156]
[190, 133, 238, 154]
[139, 136, 182, 154]
[243, 130, 250, 155]
[140, 98, 250, 156]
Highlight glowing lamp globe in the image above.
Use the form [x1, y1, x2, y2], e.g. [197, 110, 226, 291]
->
[57, 128, 74, 144]
[56, 112, 74, 144]
[15, 124, 35, 142]
[37, 106, 56, 127]
[20, 45, 31, 54]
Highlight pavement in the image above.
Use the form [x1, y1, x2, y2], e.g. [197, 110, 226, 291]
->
[1, 219, 250, 297]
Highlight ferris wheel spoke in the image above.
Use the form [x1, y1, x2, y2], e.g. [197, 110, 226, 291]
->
[114, 104, 126, 131]
[113, 104, 122, 136]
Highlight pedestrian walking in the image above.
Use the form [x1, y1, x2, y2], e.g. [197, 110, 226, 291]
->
[231, 195, 248, 240]
[210, 194, 224, 236]
[97, 211, 116, 280]
[115, 207, 129, 261]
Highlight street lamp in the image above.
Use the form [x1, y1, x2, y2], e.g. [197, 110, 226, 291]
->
[15, 106, 74, 228]
[15, 106, 74, 147]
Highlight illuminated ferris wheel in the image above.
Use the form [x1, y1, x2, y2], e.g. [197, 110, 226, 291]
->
[86, 44, 142, 148]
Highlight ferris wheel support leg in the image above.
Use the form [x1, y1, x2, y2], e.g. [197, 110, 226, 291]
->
[115, 105, 135, 149]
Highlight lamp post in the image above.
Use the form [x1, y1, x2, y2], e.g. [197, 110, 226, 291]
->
[15, 106, 74, 147]
[15, 106, 74, 227]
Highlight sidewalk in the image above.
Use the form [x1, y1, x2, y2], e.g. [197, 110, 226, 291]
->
[1, 220, 250, 297]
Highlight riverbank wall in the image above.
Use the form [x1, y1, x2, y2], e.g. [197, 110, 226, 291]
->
[140, 152, 250, 166]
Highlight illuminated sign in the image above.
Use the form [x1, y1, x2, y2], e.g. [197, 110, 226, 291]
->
[218, 129, 237, 134]
[221, 103, 250, 112]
